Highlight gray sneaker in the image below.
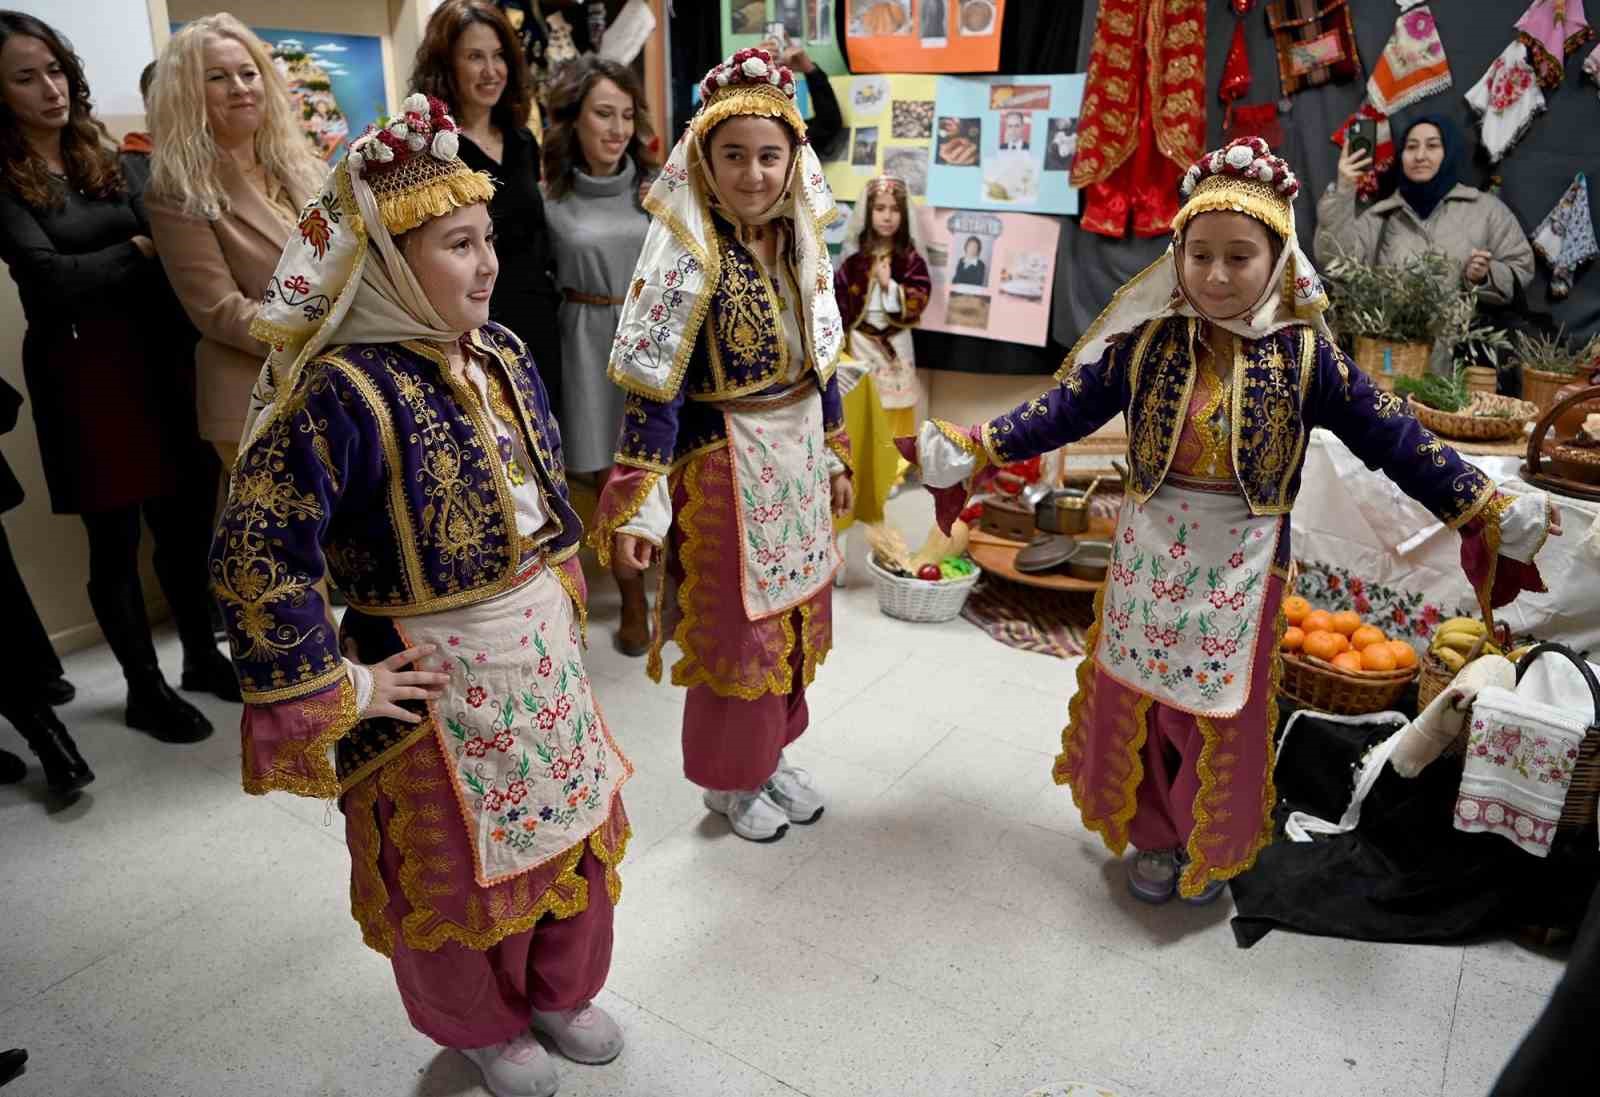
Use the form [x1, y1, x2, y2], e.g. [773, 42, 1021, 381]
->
[1126, 848, 1179, 904]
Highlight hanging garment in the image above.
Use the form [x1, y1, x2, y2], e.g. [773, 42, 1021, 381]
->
[1516, 0, 1596, 90]
[1220, 19, 1252, 113]
[1532, 172, 1599, 299]
[1071, 0, 1207, 239]
[1367, 4, 1454, 116]
[1465, 41, 1548, 163]
[1331, 102, 1394, 202]
[1265, 0, 1362, 96]
[1227, 102, 1284, 148]
[1585, 40, 1600, 91]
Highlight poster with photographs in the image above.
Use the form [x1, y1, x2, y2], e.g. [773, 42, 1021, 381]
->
[844, 0, 1006, 73]
[721, 0, 845, 78]
[926, 73, 1085, 215]
[915, 206, 1059, 346]
[822, 73, 937, 203]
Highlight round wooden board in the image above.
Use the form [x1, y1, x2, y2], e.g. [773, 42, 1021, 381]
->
[967, 530, 1103, 593]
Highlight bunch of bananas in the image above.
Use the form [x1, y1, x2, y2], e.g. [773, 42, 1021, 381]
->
[1428, 617, 1534, 670]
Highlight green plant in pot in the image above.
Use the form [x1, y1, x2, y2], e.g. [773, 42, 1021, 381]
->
[1325, 251, 1457, 391]
[1514, 326, 1597, 415]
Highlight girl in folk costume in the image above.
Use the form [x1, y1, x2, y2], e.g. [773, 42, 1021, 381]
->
[212, 96, 631, 1097]
[834, 173, 931, 488]
[592, 48, 854, 844]
[904, 139, 1557, 905]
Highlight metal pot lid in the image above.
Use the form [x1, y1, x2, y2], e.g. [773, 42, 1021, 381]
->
[1070, 540, 1112, 567]
[1015, 533, 1078, 573]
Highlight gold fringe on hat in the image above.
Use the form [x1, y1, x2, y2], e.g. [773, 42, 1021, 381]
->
[692, 83, 807, 142]
[366, 153, 496, 236]
[1172, 174, 1294, 242]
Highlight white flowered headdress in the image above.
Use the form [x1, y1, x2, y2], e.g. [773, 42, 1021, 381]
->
[1060, 137, 1333, 380]
[607, 48, 843, 401]
[239, 94, 495, 449]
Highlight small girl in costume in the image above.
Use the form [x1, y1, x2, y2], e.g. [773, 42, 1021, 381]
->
[214, 97, 631, 1097]
[592, 49, 854, 844]
[834, 173, 931, 493]
[904, 138, 1556, 906]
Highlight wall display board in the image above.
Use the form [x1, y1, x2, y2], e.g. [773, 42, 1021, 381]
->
[820, 73, 938, 203]
[721, 0, 847, 76]
[925, 73, 1085, 215]
[915, 206, 1060, 346]
[171, 23, 385, 160]
[843, 0, 1005, 73]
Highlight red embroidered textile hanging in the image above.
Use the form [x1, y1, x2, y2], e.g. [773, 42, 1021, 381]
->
[1266, 0, 1362, 96]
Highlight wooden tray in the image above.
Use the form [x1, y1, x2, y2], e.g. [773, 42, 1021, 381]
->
[967, 529, 1102, 593]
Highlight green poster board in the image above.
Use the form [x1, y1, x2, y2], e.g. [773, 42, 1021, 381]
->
[722, 0, 848, 78]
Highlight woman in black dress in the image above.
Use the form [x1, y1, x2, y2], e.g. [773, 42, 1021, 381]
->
[411, 0, 563, 407]
[0, 11, 223, 744]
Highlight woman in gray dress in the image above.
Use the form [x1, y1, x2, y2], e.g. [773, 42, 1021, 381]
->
[542, 57, 657, 655]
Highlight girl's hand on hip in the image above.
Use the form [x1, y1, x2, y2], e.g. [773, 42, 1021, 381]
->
[368, 645, 450, 724]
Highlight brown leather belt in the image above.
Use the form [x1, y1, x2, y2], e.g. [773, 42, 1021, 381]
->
[563, 289, 626, 306]
[707, 381, 816, 413]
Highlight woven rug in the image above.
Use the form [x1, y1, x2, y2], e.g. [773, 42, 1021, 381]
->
[961, 575, 1096, 659]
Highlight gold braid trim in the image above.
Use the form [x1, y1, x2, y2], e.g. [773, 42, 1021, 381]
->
[550, 555, 589, 647]
[1446, 475, 1499, 532]
[250, 314, 303, 351]
[240, 663, 350, 706]
[374, 168, 496, 236]
[344, 776, 396, 957]
[1173, 176, 1293, 242]
[587, 471, 663, 569]
[241, 674, 361, 799]
[587, 816, 633, 907]
[692, 85, 807, 141]
[932, 418, 986, 468]
[337, 719, 435, 796]
[826, 429, 854, 475]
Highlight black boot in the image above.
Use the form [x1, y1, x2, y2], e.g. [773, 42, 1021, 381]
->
[179, 647, 241, 703]
[41, 676, 76, 706]
[0, 1048, 27, 1086]
[152, 531, 242, 704]
[88, 577, 214, 743]
[0, 748, 25, 785]
[5, 705, 94, 795]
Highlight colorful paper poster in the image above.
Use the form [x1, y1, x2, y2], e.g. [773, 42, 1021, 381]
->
[721, 0, 847, 77]
[925, 74, 1086, 215]
[819, 73, 937, 203]
[172, 24, 386, 161]
[843, 0, 1004, 74]
[915, 206, 1060, 346]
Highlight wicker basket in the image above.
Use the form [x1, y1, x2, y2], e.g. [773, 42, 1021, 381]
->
[1278, 651, 1419, 715]
[1463, 365, 1498, 397]
[1521, 365, 1578, 416]
[1407, 394, 1537, 442]
[1416, 651, 1458, 711]
[1354, 337, 1432, 392]
[867, 556, 982, 623]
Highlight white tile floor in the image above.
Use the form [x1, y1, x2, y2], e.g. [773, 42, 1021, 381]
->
[0, 493, 1566, 1097]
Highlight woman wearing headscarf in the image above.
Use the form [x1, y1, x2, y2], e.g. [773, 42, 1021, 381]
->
[1315, 116, 1535, 316]
[213, 95, 631, 1097]
[591, 48, 854, 845]
[905, 138, 1556, 906]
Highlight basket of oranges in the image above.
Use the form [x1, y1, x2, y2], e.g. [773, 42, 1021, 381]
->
[1277, 596, 1420, 715]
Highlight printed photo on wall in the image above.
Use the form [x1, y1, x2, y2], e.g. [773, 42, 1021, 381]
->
[997, 110, 1031, 151]
[949, 232, 993, 290]
[988, 84, 1052, 112]
[808, 0, 835, 42]
[985, 150, 1039, 204]
[825, 200, 854, 251]
[850, 0, 913, 36]
[945, 291, 993, 329]
[921, 0, 948, 42]
[851, 126, 881, 166]
[916, 205, 1059, 346]
[1043, 116, 1078, 171]
[999, 251, 1051, 301]
[883, 145, 930, 196]
[956, 0, 998, 35]
[776, 0, 806, 40]
[935, 116, 981, 166]
[892, 99, 935, 139]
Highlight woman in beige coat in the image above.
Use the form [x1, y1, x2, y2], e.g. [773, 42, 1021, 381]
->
[1315, 116, 1534, 364]
[146, 14, 323, 465]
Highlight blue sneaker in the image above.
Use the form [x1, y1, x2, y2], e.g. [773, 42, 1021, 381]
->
[1126, 848, 1179, 904]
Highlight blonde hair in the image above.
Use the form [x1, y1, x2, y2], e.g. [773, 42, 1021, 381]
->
[148, 13, 324, 219]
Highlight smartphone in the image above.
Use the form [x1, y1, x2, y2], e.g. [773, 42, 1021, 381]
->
[1347, 117, 1376, 163]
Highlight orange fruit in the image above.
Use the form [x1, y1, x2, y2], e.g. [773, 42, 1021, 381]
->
[1283, 596, 1312, 626]
[1333, 651, 1366, 673]
[1281, 626, 1306, 652]
[1361, 643, 1398, 672]
[1386, 640, 1419, 669]
[1302, 609, 1334, 635]
[1331, 610, 1363, 636]
[1303, 631, 1344, 662]
[1350, 625, 1387, 651]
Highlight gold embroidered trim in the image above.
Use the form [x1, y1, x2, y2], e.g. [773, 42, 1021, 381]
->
[375, 166, 496, 236]
[1174, 176, 1293, 242]
[1128, 319, 1195, 506]
[241, 675, 360, 799]
[240, 663, 349, 706]
[692, 86, 807, 142]
[615, 452, 674, 475]
[1445, 476, 1498, 532]
[1471, 492, 1515, 626]
[612, 188, 722, 402]
[551, 557, 589, 646]
[979, 420, 1008, 469]
[931, 418, 984, 466]
[250, 315, 302, 351]
[344, 776, 395, 957]
[588, 471, 663, 569]
[826, 432, 854, 476]
[588, 819, 633, 907]
[338, 719, 435, 796]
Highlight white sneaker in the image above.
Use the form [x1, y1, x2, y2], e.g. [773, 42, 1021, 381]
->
[763, 754, 826, 824]
[530, 1001, 624, 1064]
[702, 787, 789, 842]
[460, 1033, 559, 1097]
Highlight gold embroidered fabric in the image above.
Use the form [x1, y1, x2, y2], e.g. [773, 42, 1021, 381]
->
[241, 675, 361, 799]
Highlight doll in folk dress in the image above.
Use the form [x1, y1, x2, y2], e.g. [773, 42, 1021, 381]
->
[834, 174, 931, 492]
[903, 139, 1557, 906]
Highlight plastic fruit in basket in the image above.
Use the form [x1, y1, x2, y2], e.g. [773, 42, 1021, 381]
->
[1350, 624, 1387, 651]
[1330, 610, 1362, 636]
[1281, 626, 1306, 652]
[1332, 651, 1365, 673]
[1360, 643, 1398, 672]
[917, 563, 942, 581]
[1283, 595, 1311, 625]
[1302, 609, 1334, 634]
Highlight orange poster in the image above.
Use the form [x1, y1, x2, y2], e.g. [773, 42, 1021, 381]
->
[844, 0, 1005, 74]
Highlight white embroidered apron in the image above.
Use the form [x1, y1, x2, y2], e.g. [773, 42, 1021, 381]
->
[847, 325, 920, 409]
[1096, 480, 1283, 718]
[399, 562, 632, 887]
[723, 386, 839, 621]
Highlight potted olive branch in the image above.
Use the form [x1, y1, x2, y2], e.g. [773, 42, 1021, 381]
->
[1324, 251, 1458, 391]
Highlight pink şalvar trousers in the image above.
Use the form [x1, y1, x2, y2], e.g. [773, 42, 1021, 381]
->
[681, 607, 810, 791]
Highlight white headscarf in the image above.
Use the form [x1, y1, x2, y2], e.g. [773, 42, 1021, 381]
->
[837, 175, 926, 264]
